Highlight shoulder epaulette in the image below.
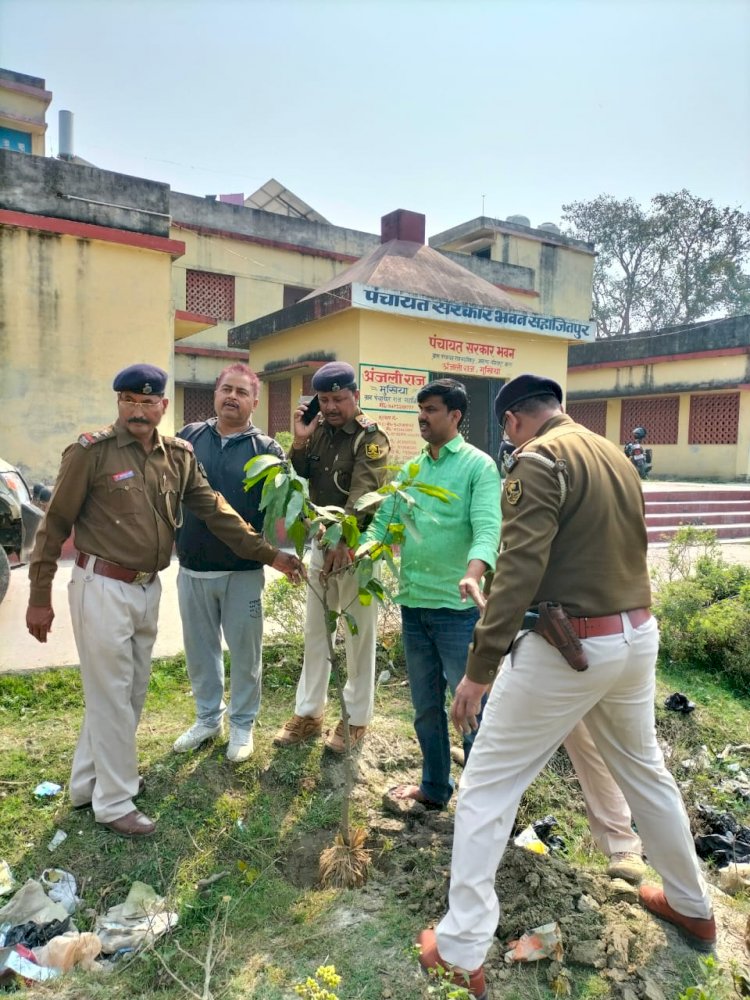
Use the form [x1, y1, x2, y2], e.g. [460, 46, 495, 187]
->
[77, 427, 116, 448]
[515, 448, 568, 508]
[165, 436, 194, 452]
[355, 413, 378, 433]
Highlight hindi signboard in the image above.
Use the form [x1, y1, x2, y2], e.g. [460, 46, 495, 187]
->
[359, 364, 430, 413]
[352, 282, 596, 341]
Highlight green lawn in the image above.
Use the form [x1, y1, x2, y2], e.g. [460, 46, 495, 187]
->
[0, 642, 748, 1000]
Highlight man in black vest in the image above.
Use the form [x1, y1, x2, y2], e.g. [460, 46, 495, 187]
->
[173, 364, 285, 762]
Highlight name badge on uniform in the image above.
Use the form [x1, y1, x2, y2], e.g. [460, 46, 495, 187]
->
[505, 479, 522, 505]
[112, 470, 135, 482]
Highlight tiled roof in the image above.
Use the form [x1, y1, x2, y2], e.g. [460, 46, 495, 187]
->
[302, 238, 520, 310]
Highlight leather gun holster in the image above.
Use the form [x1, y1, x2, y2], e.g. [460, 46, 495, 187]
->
[534, 601, 589, 672]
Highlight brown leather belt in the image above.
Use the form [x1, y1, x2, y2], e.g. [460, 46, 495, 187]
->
[75, 552, 156, 586]
[566, 608, 651, 639]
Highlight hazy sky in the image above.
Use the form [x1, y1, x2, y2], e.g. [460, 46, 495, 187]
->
[2, 0, 748, 238]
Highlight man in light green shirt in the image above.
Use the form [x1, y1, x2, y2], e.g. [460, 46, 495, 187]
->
[364, 379, 501, 808]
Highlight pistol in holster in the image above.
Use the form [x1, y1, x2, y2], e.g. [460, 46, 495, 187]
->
[527, 601, 589, 672]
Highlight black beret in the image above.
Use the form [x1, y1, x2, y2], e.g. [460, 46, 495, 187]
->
[312, 362, 357, 393]
[494, 373, 563, 421]
[113, 364, 168, 395]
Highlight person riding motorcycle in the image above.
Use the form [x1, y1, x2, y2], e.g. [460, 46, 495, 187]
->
[624, 427, 652, 479]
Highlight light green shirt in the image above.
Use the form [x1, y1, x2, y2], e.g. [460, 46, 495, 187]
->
[364, 435, 501, 610]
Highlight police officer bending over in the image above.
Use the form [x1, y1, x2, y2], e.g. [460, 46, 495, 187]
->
[26, 364, 303, 838]
[417, 373, 715, 999]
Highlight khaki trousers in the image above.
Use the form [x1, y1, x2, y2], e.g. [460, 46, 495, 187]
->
[295, 543, 378, 726]
[68, 559, 160, 822]
[564, 720, 642, 856]
[436, 616, 711, 971]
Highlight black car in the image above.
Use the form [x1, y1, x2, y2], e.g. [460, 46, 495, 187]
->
[0, 459, 49, 604]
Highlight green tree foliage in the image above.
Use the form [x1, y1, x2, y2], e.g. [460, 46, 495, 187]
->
[562, 191, 750, 336]
[244, 452, 456, 859]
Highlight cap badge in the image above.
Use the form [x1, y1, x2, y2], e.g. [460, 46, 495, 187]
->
[143, 383, 153, 394]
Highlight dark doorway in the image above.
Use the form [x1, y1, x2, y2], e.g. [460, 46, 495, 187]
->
[429, 373, 506, 459]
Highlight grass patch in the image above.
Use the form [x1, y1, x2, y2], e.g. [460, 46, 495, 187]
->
[1, 632, 748, 999]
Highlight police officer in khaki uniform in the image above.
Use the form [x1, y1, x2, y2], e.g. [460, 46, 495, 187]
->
[273, 362, 390, 753]
[417, 374, 715, 999]
[26, 364, 303, 838]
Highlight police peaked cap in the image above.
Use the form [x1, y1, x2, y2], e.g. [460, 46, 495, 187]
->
[311, 362, 357, 393]
[494, 373, 563, 421]
[113, 363, 168, 395]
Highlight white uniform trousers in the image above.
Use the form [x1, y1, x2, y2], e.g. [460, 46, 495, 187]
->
[294, 542, 378, 726]
[436, 616, 711, 972]
[564, 720, 642, 856]
[68, 559, 160, 823]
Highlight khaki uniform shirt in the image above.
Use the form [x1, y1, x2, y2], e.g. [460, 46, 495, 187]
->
[466, 413, 652, 684]
[289, 412, 390, 522]
[29, 422, 278, 606]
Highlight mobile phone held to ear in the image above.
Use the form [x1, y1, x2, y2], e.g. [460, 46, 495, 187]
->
[301, 394, 320, 425]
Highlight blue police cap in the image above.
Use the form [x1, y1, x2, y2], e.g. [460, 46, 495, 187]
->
[494, 373, 563, 422]
[311, 362, 357, 393]
[113, 364, 168, 396]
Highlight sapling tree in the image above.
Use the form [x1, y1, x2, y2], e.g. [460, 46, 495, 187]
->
[243, 455, 456, 886]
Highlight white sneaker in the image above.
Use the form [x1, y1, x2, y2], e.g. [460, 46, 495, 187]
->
[173, 721, 223, 753]
[227, 727, 254, 762]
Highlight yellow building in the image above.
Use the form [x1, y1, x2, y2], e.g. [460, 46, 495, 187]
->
[168, 185, 380, 427]
[567, 315, 750, 480]
[430, 214, 595, 321]
[230, 211, 597, 461]
[0, 69, 50, 156]
[0, 149, 184, 481]
[0, 63, 598, 475]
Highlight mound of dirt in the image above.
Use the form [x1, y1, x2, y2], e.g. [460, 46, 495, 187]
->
[367, 797, 749, 997]
[277, 722, 750, 996]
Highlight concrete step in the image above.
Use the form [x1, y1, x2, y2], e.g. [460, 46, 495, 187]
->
[642, 487, 750, 503]
[647, 511, 750, 527]
[647, 522, 750, 544]
[645, 500, 750, 515]
[642, 484, 750, 546]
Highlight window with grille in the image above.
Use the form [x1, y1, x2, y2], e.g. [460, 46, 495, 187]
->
[688, 393, 740, 445]
[620, 397, 679, 444]
[267, 379, 291, 437]
[567, 401, 607, 436]
[185, 270, 235, 321]
[183, 386, 215, 424]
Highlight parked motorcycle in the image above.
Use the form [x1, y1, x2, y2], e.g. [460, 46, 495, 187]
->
[624, 427, 652, 480]
[0, 459, 49, 604]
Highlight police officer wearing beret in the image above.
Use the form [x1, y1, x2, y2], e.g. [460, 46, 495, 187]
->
[273, 361, 390, 753]
[26, 364, 304, 838]
[418, 373, 714, 996]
